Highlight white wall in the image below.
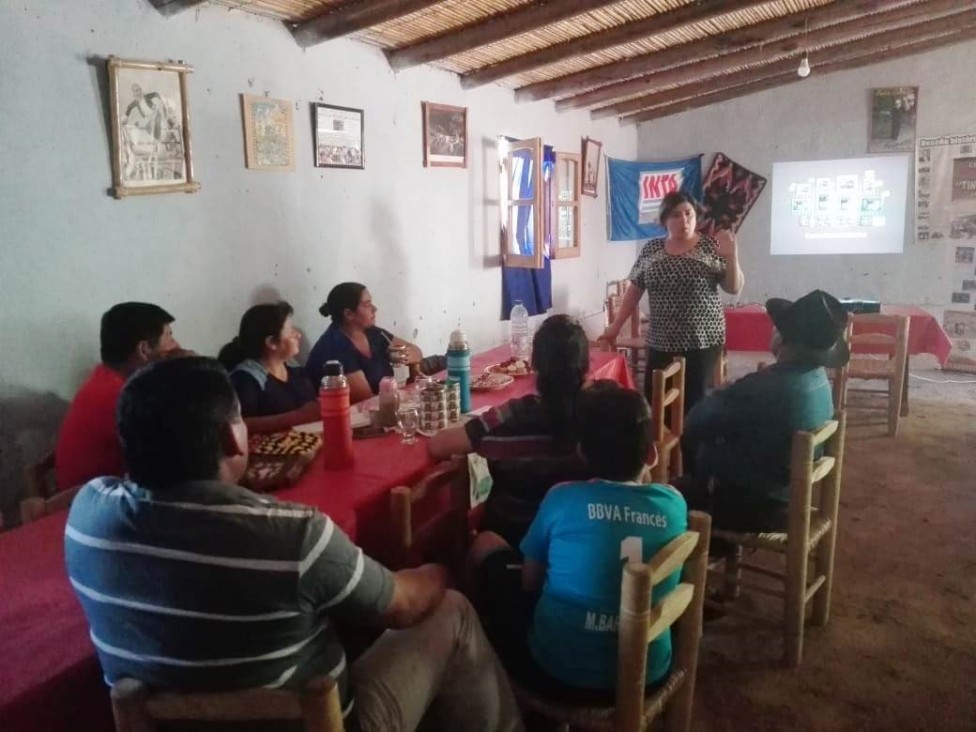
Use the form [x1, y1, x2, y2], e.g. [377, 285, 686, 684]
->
[637, 39, 976, 309]
[0, 0, 637, 513]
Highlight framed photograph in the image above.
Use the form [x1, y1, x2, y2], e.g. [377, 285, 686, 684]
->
[951, 292, 972, 304]
[241, 94, 295, 171]
[107, 56, 200, 198]
[314, 103, 364, 169]
[422, 102, 467, 168]
[581, 137, 603, 198]
[868, 87, 918, 154]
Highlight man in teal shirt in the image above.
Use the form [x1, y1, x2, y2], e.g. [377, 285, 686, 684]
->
[681, 289, 849, 531]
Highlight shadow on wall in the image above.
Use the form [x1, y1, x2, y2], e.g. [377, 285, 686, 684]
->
[0, 388, 69, 525]
[369, 198, 411, 339]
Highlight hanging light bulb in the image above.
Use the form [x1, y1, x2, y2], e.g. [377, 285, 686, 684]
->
[797, 54, 811, 78]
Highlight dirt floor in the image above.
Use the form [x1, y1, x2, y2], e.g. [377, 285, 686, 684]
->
[690, 354, 976, 731]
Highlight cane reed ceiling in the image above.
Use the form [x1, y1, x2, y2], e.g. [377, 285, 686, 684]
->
[205, 0, 976, 123]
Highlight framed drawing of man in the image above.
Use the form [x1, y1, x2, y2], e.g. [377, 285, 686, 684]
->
[107, 56, 200, 198]
[581, 137, 602, 198]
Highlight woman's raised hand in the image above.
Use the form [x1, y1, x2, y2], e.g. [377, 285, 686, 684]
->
[714, 229, 738, 258]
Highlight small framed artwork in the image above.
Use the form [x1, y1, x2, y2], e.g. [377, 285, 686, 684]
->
[313, 103, 364, 169]
[951, 292, 972, 304]
[422, 102, 467, 168]
[241, 94, 295, 171]
[107, 56, 200, 198]
[581, 137, 603, 198]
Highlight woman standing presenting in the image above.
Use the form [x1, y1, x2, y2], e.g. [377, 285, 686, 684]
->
[601, 191, 744, 412]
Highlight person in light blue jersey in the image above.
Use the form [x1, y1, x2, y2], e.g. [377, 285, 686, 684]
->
[470, 381, 687, 697]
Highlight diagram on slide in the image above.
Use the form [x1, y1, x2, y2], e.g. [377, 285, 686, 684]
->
[788, 170, 890, 231]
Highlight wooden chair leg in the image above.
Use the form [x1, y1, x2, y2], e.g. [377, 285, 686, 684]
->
[664, 677, 694, 732]
[723, 546, 742, 601]
[900, 358, 910, 417]
[110, 679, 156, 732]
[671, 445, 683, 480]
[784, 540, 809, 668]
[812, 531, 837, 628]
[887, 376, 902, 437]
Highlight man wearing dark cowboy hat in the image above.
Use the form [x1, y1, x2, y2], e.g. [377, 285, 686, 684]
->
[678, 289, 849, 532]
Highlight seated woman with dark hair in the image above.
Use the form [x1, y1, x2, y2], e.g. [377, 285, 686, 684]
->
[306, 282, 423, 405]
[218, 301, 319, 433]
[428, 314, 593, 546]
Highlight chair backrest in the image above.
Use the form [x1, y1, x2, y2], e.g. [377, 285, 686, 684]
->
[607, 293, 641, 340]
[24, 451, 56, 499]
[787, 412, 847, 549]
[827, 319, 853, 411]
[110, 676, 344, 732]
[851, 313, 908, 363]
[390, 456, 469, 571]
[20, 485, 81, 525]
[650, 357, 685, 442]
[615, 510, 711, 732]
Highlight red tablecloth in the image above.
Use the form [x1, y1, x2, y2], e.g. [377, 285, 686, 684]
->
[724, 304, 953, 365]
[0, 346, 633, 732]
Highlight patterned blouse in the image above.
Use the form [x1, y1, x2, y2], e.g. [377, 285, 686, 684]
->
[628, 235, 727, 352]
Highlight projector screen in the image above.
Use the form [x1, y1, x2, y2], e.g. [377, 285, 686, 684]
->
[770, 155, 910, 255]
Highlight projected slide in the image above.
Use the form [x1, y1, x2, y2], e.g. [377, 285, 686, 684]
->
[770, 155, 909, 255]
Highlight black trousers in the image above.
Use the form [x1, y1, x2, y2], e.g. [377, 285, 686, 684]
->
[643, 344, 723, 415]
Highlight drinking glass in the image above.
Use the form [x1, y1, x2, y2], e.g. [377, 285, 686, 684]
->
[396, 406, 420, 445]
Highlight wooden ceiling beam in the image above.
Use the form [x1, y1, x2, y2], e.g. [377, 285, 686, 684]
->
[516, 0, 930, 103]
[460, 0, 767, 90]
[292, 0, 444, 48]
[555, 0, 972, 110]
[597, 11, 976, 119]
[386, 0, 621, 72]
[149, 0, 207, 16]
[620, 25, 976, 125]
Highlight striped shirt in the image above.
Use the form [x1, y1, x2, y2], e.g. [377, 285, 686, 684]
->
[64, 477, 394, 716]
[464, 394, 591, 546]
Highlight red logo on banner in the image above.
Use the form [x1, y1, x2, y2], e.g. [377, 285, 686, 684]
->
[640, 173, 680, 201]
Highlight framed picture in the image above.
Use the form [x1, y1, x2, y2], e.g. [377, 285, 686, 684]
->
[581, 137, 603, 198]
[241, 94, 295, 171]
[313, 103, 364, 169]
[107, 56, 200, 198]
[422, 102, 467, 168]
[868, 87, 918, 154]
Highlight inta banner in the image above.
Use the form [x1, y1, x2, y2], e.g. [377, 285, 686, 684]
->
[607, 155, 702, 241]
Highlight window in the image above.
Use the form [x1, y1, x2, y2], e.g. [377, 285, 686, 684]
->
[501, 137, 581, 268]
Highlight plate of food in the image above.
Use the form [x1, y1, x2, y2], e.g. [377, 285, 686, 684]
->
[484, 357, 532, 378]
[471, 371, 515, 392]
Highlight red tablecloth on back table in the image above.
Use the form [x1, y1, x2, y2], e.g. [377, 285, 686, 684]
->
[0, 346, 633, 732]
[724, 304, 953, 365]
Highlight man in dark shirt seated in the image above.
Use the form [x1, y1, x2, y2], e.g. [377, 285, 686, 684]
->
[64, 357, 522, 731]
[679, 289, 849, 532]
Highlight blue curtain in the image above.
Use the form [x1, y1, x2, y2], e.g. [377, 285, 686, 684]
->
[501, 145, 554, 319]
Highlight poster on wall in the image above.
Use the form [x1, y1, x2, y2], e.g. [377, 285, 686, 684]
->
[868, 87, 918, 154]
[698, 152, 767, 236]
[943, 310, 976, 374]
[241, 95, 296, 171]
[107, 56, 200, 198]
[915, 133, 976, 245]
[606, 155, 702, 241]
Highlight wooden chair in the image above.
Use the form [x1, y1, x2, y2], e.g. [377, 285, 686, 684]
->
[824, 318, 853, 413]
[513, 510, 711, 732]
[110, 676, 344, 731]
[843, 314, 909, 436]
[24, 451, 56, 499]
[606, 293, 645, 377]
[707, 412, 847, 667]
[390, 456, 470, 573]
[20, 485, 82, 525]
[650, 357, 685, 483]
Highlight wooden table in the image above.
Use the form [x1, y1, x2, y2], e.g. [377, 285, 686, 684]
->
[0, 346, 634, 732]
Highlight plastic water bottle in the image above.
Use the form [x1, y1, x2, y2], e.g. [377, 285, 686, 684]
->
[319, 360, 354, 470]
[447, 328, 472, 414]
[510, 300, 531, 362]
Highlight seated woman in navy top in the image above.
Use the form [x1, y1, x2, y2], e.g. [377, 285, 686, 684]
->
[218, 301, 319, 433]
[306, 282, 422, 405]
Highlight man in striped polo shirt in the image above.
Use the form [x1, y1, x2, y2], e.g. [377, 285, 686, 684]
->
[65, 356, 521, 731]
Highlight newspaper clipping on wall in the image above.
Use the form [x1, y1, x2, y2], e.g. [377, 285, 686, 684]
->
[943, 310, 976, 374]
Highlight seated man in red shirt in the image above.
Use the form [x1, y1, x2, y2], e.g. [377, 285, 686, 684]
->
[54, 302, 179, 490]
